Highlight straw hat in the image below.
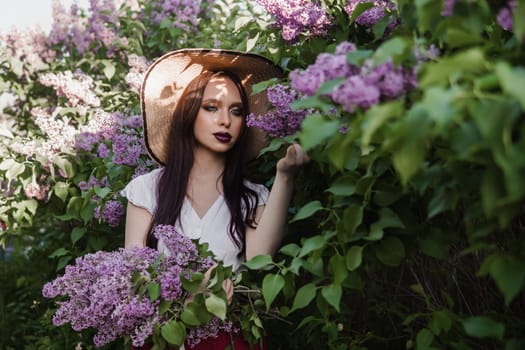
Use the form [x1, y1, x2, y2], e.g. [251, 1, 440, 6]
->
[140, 48, 284, 165]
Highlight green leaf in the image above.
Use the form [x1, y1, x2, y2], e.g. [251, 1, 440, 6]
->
[102, 61, 116, 80]
[148, 283, 161, 302]
[299, 235, 326, 257]
[298, 114, 339, 151]
[416, 328, 434, 347]
[161, 320, 186, 347]
[321, 284, 342, 312]
[6, 162, 25, 181]
[462, 316, 505, 340]
[251, 78, 279, 95]
[158, 300, 173, 314]
[93, 186, 111, 198]
[71, 227, 86, 245]
[205, 293, 227, 320]
[181, 273, 204, 294]
[374, 237, 405, 267]
[262, 273, 285, 310]
[429, 310, 452, 336]
[291, 283, 317, 312]
[346, 245, 363, 271]
[246, 32, 260, 52]
[49, 247, 69, 258]
[514, 2, 525, 41]
[244, 254, 273, 270]
[53, 182, 69, 202]
[361, 101, 403, 147]
[326, 174, 358, 196]
[373, 37, 409, 65]
[180, 306, 202, 326]
[343, 204, 363, 235]
[56, 256, 72, 272]
[290, 200, 323, 222]
[316, 77, 345, 95]
[279, 243, 301, 257]
[495, 62, 525, 110]
[346, 49, 373, 65]
[330, 254, 348, 284]
[377, 208, 405, 229]
[487, 255, 525, 305]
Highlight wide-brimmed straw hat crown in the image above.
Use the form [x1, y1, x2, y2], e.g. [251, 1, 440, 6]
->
[140, 48, 284, 165]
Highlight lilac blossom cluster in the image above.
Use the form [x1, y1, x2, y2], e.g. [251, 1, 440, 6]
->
[125, 54, 151, 92]
[48, 0, 129, 56]
[344, 0, 397, 27]
[0, 28, 56, 78]
[255, 0, 332, 42]
[75, 112, 146, 167]
[94, 200, 125, 227]
[497, 0, 517, 32]
[43, 225, 234, 347]
[290, 41, 418, 113]
[24, 182, 50, 201]
[247, 84, 312, 138]
[441, 0, 457, 17]
[42, 246, 161, 347]
[138, 0, 203, 32]
[39, 70, 101, 113]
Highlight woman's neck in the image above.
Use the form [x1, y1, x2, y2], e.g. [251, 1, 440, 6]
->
[191, 147, 225, 182]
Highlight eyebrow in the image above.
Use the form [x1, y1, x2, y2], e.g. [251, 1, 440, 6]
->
[201, 99, 243, 108]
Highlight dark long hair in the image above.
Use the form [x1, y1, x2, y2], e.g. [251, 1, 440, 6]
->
[146, 70, 260, 255]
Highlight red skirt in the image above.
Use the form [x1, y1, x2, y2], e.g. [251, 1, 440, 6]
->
[132, 331, 267, 350]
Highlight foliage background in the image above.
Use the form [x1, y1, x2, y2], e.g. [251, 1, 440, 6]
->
[1, 0, 524, 349]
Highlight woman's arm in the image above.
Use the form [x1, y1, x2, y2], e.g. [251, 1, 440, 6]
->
[245, 143, 309, 260]
[124, 202, 153, 248]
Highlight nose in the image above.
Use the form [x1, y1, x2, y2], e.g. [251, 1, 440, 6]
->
[217, 109, 231, 128]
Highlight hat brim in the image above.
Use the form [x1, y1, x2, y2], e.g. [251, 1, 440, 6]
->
[140, 48, 284, 165]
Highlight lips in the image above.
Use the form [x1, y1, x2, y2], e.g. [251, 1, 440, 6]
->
[213, 132, 232, 143]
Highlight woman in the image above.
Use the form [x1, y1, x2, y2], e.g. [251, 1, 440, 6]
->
[122, 49, 309, 349]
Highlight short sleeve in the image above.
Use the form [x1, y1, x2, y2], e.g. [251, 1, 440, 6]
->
[244, 180, 269, 207]
[121, 168, 163, 214]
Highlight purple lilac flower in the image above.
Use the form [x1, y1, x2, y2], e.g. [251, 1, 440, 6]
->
[111, 132, 144, 166]
[39, 70, 101, 109]
[138, 0, 202, 32]
[497, 1, 517, 31]
[24, 182, 50, 200]
[95, 200, 125, 227]
[0, 28, 56, 78]
[97, 143, 110, 158]
[255, 0, 332, 42]
[290, 41, 418, 114]
[43, 225, 231, 347]
[290, 41, 359, 96]
[153, 225, 200, 265]
[42, 247, 161, 347]
[186, 317, 237, 348]
[247, 84, 312, 138]
[125, 55, 151, 92]
[441, 0, 458, 16]
[344, 0, 397, 26]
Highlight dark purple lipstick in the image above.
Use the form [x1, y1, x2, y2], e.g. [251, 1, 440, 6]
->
[213, 132, 232, 143]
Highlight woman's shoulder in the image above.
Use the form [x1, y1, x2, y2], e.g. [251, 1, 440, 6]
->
[121, 168, 164, 214]
[130, 167, 164, 185]
[243, 179, 269, 203]
[243, 179, 267, 192]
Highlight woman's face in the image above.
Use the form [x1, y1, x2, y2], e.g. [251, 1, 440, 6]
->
[193, 76, 244, 156]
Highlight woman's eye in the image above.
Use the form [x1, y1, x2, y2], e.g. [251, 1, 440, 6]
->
[203, 105, 217, 112]
[230, 107, 243, 116]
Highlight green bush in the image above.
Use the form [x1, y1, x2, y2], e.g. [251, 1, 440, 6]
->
[1, 0, 524, 349]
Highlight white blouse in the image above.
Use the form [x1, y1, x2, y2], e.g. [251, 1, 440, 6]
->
[121, 168, 269, 271]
